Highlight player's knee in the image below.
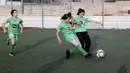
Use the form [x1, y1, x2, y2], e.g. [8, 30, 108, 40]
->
[72, 42, 79, 46]
[11, 41, 15, 45]
[11, 39, 16, 45]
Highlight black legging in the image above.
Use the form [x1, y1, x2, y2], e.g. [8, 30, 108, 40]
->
[76, 31, 91, 53]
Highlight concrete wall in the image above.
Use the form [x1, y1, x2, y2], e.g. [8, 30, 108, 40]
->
[0, 0, 6, 5]
[0, 16, 130, 29]
[60, 0, 70, 2]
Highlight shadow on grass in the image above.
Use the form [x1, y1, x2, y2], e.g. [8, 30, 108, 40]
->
[117, 65, 128, 73]
[16, 36, 56, 54]
[34, 57, 65, 73]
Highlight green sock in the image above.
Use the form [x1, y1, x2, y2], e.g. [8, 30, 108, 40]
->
[10, 44, 14, 53]
[76, 45, 88, 55]
[70, 46, 79, 53]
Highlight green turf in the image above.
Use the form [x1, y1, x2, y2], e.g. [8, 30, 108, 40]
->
[0, 28, 130, 73]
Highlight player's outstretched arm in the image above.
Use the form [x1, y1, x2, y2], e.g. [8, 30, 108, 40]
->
[20, 24, 24, 33]
[88, 20, 103, 26]
[56, 30, 62, 44]
[2, 22, 7, 33]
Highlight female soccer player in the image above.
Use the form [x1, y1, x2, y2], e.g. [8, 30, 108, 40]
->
[73, 8, 103, 54]
[2, 9, 23, 56]
[56, 13, 91, 59]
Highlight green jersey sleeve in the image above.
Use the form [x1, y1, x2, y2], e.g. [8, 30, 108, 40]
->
[5, 18, 10, 23]
[56, 23, 64, 31]
[19, 19, 23, 24]
[84, 17, 89, 26]
[85, 18, 88, 23]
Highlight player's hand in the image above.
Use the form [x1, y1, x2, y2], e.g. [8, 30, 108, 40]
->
[77, 21, 83, 26]
[97, 21, 103, 26]
[58, 39, 62, 44]
[20, 29, 23, 33]
[3, 29, 7, 33]
[100, 22, 103, 27]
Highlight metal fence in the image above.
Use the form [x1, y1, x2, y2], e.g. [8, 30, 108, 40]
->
[1, 0, 130, 16]
[1, 0, 103, 16]
[1, 0, 130, 29]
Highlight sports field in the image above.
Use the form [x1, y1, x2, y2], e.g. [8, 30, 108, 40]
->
[0, 28, 129, 73]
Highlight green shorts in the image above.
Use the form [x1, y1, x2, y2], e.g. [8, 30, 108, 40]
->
[65, 34, 77, 43]
[8, 33, 19, 41]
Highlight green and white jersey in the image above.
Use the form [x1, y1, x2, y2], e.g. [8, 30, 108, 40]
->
[57, 21, 73, 36]
[74, 16, 88, 33]
[6, 17, 23, 34]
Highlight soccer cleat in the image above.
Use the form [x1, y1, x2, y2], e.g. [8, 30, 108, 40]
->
[66, 50, 70, 59]
[88, 53, 93, 56]
[9, 52, 14, 56]
[85, 53, 93, 58]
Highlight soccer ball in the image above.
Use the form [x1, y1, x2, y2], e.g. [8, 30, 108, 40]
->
[96, 49, 105, 58]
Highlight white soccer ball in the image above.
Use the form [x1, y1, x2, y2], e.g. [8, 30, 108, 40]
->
[96, 49, 105, 58]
